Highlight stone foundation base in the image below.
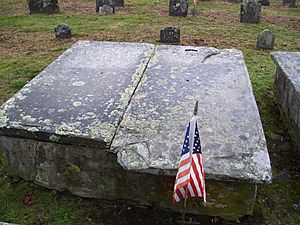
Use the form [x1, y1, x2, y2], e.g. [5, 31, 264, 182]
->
[0, 135, 256, 219]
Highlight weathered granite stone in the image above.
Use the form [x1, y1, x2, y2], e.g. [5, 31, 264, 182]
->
[259, 0, 270, 6]
[115, 0, 124, 6]
[271, 52, 300, 148]
[0, 42, 272, 218]
[0, 135, 257, 219]
[96, 0, 115, 14]
[283, 0, 296, 7]
[160, 27, 180, 43]
[256, 29, 275, 49]
[169, 0, 189, 16]
[112, 45, 272, 183]
[0, 41, 155, 148]
[28, 0, 59, 13]
[0, 136, 37, 180]
[54, 24, 72, 39]
[240, 0, 261, 23]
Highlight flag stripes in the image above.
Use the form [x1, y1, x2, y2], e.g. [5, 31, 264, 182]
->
[173, 116, 206, 204]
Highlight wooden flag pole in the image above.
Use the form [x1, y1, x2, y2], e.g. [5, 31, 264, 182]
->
[181, 101, 199, 225]
[193, 101, 199, 116]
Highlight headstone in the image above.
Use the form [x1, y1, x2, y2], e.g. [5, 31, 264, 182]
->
[96, 0, 115, 14]
[240, 0, 261, 23]
[54, 24, 72, 39]
[160, 27, 180, 43]
[0, 41, 272, 219]
[283, 0, 296, 7]
[169, 0, 189, 16]
[256, 29, 275, 49]
[28, 0, 59, 13]
[271, 52, 300, 148]
[260, 0, 270, 6]
[115, 0, 124, 6]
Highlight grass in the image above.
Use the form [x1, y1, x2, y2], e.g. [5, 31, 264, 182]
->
[0, 0, 300, 224]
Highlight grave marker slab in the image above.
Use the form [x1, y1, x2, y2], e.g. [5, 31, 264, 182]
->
[240, 0, 261, 23]
[0, 42, 272, 219]
[271, 52, 300, 148]
[160, 27, 180, 43]
[54, 24, 72, 39]
[169, 0, 189, 16]
[257, 29, 275, 49]
[28, 0, 59, 13]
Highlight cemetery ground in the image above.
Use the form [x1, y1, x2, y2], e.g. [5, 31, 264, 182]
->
[0, 0, 299, 224]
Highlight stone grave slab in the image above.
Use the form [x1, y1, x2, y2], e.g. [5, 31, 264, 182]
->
[112, 45, 271, 183]
[0, 41, 155, 149]
[271, 52, 300, 148]
[0, 42, 272, 219]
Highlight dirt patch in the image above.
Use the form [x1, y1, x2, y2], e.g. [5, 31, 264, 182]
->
[264, 14, 300, 31]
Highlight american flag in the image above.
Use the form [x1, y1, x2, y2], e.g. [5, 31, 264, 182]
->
[173, 116, 206, 203]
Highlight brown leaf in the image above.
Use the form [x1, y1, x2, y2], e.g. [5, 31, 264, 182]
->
[23, 192, 34, 205]
[86, 216, 93, 223]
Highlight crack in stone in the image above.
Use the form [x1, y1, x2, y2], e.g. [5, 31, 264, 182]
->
[108, 46, 157, 151]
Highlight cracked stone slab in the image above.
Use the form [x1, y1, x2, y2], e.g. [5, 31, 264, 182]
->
[0, 41, 155, 148]
[111, 45, 272, 183]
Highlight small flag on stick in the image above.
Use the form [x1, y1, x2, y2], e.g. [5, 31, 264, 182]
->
[173, 102, 206, 204]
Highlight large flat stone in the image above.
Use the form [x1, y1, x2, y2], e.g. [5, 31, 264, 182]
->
[112, 45, 272, 183]
[0, 41, 155, 148]
[271, 51, 300, 148]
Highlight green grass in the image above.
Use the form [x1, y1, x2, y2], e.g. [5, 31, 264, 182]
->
[0, 0, 300, 224]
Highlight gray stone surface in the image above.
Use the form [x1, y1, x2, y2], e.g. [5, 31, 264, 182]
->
[160, 27, 180, 43]
[169, 0, 189, 16]
[54, 24, 72, 39]
[0, 41, 155, 148]
[256, 29, 275, 49]
[112, 45, 272, 183]
[96, 0, 115, 13]
[28, 0, 59, 13]
[240, 0, 261, 23]
[271, 52, 300, 148]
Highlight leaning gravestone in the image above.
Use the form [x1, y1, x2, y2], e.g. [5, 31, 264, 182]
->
[240, 0, 261, 23]
[160, 27, 180, 43]
[28, 0, 59, 13]
[169, 0, 189, 16]
[54, 24, 72, 39]
[96, 0, 115, 14]
[0, 41, 272, 219]
[271, 52, 300, 148]
[257, 29, 275, 49]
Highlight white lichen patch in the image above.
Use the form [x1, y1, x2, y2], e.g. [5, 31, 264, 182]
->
[73, 101, 82, 107]
[55, 122, 82, 136]
[87, 121, 116, 142]
[49, 134, 61, 142]
[0, 109, 8, 128]
[72, 81, 86, 86]
[23, 115, 36, 123]
[26, 127, 39, 132]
